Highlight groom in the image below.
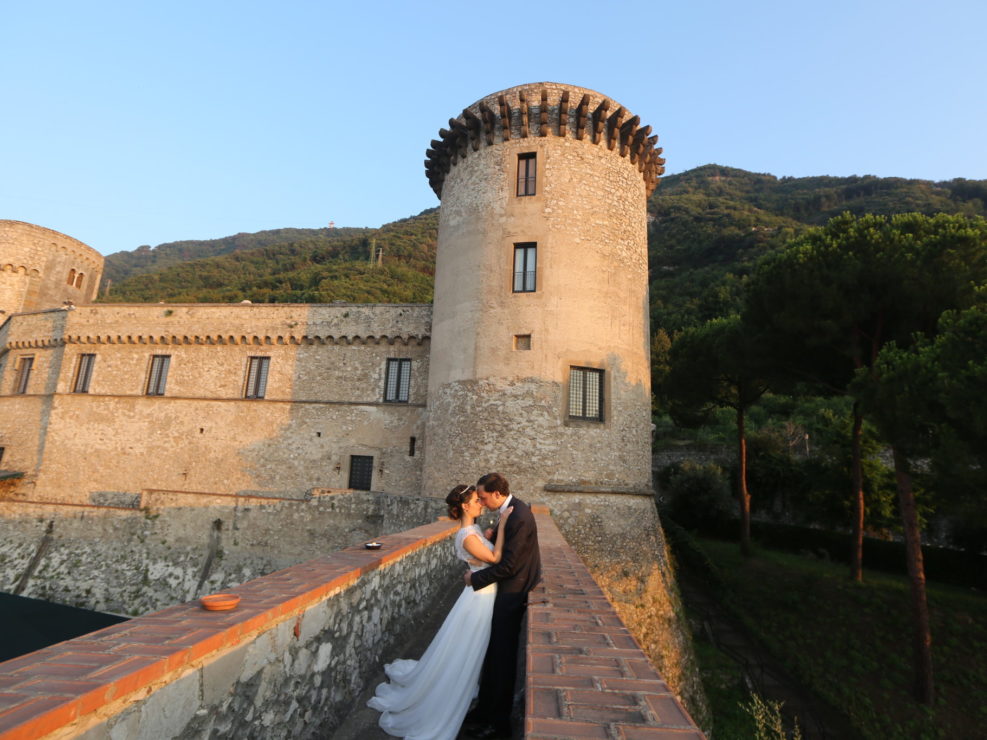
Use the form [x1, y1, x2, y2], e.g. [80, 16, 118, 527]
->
[463, 472, 542, 739]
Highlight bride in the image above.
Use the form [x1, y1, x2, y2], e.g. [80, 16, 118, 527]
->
[367, 484, 512, 739]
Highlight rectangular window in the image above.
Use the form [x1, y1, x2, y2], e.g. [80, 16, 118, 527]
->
[244, 356, 270, 399]
[72, 354, 96, 393]
[384, 358, 411, 403]
[517, 153, 536, 196]
[513, 243, 537, 293]
[348, 455, 374, 491]
[513, 334, 532, 351]
[569, 366, 604, 421]
[15, 357, 33, 394]
[146, 355, 171, 396]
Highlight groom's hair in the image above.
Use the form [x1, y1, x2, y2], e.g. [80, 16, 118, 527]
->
[477, 472, 509, 496]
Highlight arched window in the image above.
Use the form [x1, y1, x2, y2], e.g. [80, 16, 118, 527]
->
[75, 272, 84, 288]
[67, 269, 76, 285]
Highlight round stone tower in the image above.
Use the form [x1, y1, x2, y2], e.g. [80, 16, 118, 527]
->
[421, 82, 664, 504]
[0, 220, 104, 319]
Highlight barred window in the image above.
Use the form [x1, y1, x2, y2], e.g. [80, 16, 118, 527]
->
[517, 153, 536, 196]
[513, 243, 536, 293]
[15, 357, 33, 395]
[384, 358, 411, 403]
[568, 366, 604, 421]
[146, 355, 171, 396]
[244, 357, 270, 399]
[73, 354, 96, 393]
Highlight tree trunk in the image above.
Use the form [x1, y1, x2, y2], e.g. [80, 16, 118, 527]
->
[737, 406, 751, 557]
[850, 402, 865, 582]
[892, 445, 934, 704]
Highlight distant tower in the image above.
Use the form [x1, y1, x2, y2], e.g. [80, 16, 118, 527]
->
[421, 83, 664, 504]
[0, 221, 104, 318]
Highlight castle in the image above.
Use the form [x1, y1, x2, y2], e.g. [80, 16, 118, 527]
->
[0, 82, 664, 516]
[0, 83, 710, 724]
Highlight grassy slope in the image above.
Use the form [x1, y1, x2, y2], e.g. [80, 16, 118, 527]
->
[695, 537, 987, 739]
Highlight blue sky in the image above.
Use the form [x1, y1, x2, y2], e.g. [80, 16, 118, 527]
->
[2, 0, 984, 256]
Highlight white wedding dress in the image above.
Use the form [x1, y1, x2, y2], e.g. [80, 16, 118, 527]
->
[367, 524, 497, 739]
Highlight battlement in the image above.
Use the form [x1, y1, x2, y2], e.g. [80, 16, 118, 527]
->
[425, 82, 665, 198]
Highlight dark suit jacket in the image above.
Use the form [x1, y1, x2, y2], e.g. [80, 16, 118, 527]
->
[470, 495, 541, 596]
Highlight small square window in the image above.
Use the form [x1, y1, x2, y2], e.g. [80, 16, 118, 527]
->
[517, 153, 536, 196]
[245, 357, 270, 399]
[384, 358, 411, 403]
[568, 366, 604, 422]
[146, 355, 171, 396]
[514, 334, 531, 351]
[73, 354, 96, 393]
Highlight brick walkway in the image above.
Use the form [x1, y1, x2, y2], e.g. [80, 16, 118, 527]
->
[524, 506, 705, 739]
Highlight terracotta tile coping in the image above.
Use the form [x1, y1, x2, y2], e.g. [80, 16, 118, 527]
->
[0, 518, 459, 739]
[525, 506, 706, 738]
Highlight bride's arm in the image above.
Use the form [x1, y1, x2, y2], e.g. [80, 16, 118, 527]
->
[462, 533, 498, 564]
[463, 507, 514, 564]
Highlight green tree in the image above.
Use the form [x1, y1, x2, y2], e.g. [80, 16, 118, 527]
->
[745, 212, 987, 581]
[663, 316, 770, 555]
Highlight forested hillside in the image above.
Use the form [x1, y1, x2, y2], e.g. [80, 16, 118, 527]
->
[102, 226, 374, 285]
[100, 211, 437, 304]
[99, 165, 987, 318]
[647, 165, 987, 331]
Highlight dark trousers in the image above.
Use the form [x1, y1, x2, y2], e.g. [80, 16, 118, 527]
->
[473, 594, 526, 732]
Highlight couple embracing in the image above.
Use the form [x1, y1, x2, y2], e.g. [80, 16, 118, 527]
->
[368, 472, 542, 739]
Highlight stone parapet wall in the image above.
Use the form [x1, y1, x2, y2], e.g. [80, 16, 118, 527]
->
[0, 518, 460, 739]
[0, 491, 446, 616]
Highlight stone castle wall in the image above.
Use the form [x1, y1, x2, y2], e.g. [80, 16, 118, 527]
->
[0, 220, 103, 317]
[0, 303, 432, 503]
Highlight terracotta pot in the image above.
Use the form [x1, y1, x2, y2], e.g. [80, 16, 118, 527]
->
[200, 593, 240, 611]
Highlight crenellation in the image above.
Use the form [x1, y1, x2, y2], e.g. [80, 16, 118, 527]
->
[426, 84, 662, 197]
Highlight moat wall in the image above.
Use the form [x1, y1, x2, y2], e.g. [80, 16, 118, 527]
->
[0, 491, 445, 616]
